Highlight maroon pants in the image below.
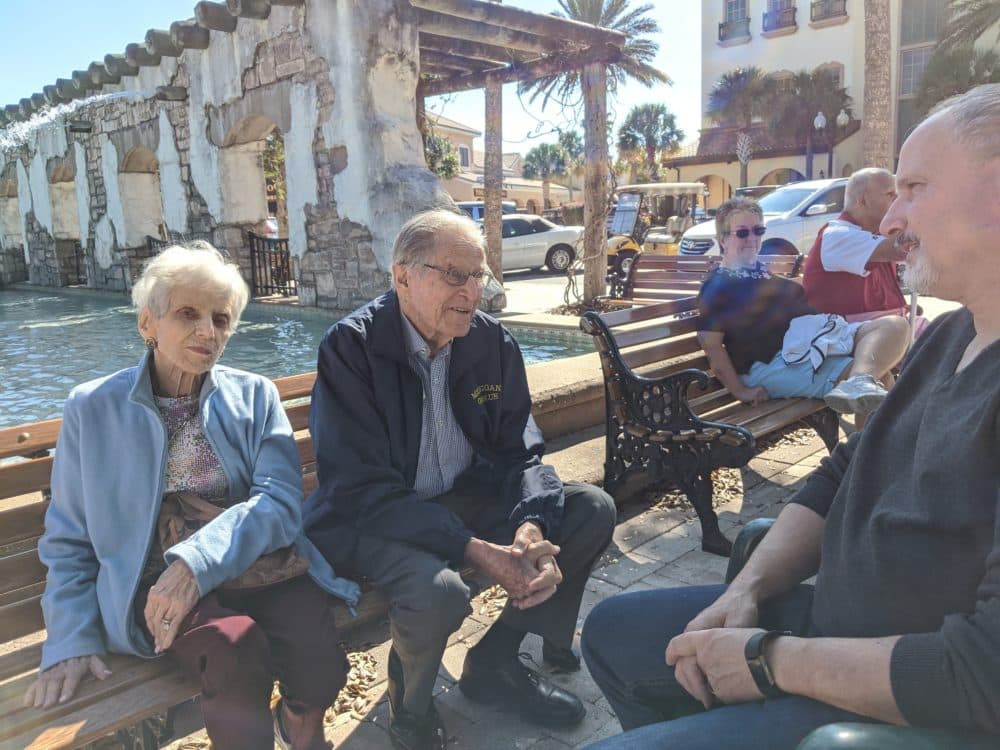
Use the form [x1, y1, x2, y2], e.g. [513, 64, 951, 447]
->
[167, 576, 348, 750]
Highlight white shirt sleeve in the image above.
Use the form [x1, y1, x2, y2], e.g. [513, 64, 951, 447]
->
[819, 221, 884, 276]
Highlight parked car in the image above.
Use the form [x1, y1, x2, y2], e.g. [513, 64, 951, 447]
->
[734, 184, 781, 200]
[486, 214, 583, 273]
[679, 178, 847, 256]
[456, 200, 519, 221]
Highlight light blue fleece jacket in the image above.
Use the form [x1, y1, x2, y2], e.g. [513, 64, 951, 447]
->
[38, 352, 360, 671]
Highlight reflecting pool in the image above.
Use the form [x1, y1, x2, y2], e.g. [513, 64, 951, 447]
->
[0, 289, 593, 428]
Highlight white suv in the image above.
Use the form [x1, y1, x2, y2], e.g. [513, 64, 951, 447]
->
[679, 178, 847, 256]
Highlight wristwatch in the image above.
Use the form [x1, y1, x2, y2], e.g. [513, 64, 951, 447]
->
[744, 630, 791, 698]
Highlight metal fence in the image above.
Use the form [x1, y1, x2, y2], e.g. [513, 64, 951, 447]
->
[248, 232, 296, 297]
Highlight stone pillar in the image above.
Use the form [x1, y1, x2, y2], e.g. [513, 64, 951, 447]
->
[483, 80, 503, 284]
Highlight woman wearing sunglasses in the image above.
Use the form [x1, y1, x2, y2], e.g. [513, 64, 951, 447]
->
[695, 197, 909, 420]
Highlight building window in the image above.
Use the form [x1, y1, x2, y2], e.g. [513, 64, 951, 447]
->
[720, 0, 751, 41]
[815, 62, 844, 89]
[764, 1, 797, 32]
[726, 0, 748, 21]
[900, 0, 947, 45]
[899, 47, 934, 96]
[458, 146, 470, 168]
[810, 0, 847, 23]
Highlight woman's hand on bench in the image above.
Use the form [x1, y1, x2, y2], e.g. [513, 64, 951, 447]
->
[736, 386, 770, 406]
[23, 654, 112, 709]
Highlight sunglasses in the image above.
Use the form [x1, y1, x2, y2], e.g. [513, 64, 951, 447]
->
[726, 226, 767, 239]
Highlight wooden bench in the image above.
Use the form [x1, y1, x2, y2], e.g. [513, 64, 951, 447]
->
[579, 298, 839, 557]
[0, 372, 422, 750]
[608, 254, 803, 304]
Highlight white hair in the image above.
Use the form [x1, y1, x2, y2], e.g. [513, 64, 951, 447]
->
[844, 168, 893, 211]
[131, 241, 249, 331]
[391, 209, 485, 269]
[927, 83, 1000, 160]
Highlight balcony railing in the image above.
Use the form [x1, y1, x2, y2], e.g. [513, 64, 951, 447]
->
[763, 6, 797, 32]
[719, 17, 751, 42]
[811, 0, 847, 22]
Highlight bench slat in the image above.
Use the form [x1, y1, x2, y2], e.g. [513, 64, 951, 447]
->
[0, 548, 46, 598]
[0, 501, 48, 547]
[273, 372, 316, 401]
[0, 459, 53, 503]
[0, 595, 45, 643]
[0, 421, 60, 461]
[596, 298, 697, 327]
[612, 316, 699, 350]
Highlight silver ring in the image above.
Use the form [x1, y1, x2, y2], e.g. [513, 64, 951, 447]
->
[161, 618, 172, 630]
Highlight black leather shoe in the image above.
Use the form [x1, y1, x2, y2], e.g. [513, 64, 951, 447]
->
[388, 703, 447, 750]
[459, 654, 586, 727]
[542, 640, 581, 672]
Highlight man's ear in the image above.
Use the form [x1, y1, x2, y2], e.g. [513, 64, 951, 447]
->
[392, 263, 408, 289]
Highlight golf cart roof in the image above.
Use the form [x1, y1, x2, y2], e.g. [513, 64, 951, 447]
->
[617, 182, 709, 196]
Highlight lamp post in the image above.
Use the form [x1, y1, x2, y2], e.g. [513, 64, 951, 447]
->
[813, 111, 827, 178]
[834, 108, 850, 177]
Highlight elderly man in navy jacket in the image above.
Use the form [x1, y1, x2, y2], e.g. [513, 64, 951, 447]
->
[305, 209, 616, 750]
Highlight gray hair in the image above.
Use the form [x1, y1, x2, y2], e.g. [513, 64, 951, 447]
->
[715, 196, 763, 240]
[927, 83, 1000, 160]
[845, 167, 893, 211]
[391, 209, 485, 269]
[131, 241, 249, 331]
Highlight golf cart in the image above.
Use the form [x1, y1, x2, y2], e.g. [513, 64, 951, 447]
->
[607, 182, 710, 276]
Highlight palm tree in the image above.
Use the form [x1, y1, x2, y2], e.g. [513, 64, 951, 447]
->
[769, 70, 852, 180]
[705, 66, 772, 187]
[915, 45, 1000, 115]
[517, 0, 669, 109]
[522, 142, 568, 209]
[939, 0, 1000, 50]
[616, 103, 684, 182]
[863, 0, 893, 170]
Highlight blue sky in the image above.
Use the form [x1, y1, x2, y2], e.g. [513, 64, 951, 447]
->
[1, 0, 703, 155]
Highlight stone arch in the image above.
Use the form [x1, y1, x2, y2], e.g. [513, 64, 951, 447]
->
[758, 167, 804, 185]
[119, 145, 166, 247]
[696, 174, 732, 209]
[219, 115, 285, 236]
[0, 162, 22, 248]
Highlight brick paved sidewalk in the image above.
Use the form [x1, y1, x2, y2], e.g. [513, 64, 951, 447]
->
[164, 429, 828, 750]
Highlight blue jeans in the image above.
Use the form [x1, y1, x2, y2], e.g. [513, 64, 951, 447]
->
[581, 585, 879, 750]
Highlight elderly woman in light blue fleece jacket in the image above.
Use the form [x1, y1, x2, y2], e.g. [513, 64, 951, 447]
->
[24, 243, 358, 750]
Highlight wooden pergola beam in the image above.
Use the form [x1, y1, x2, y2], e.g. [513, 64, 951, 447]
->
[415, 8, 564, 57]
[3, 105, 20, 122]
[420, 49, 494, 74]
[196, 1, 238, 33]
[19, 98, 35, 119]
[73, 69, 100, 91]
[225, 0, 271, 20]
[88, 61, 119, 86]
[419, 33, 529, 66]
[56, 78, 81, 101]
[411, 0, 625, 49]
[156, 86, 189, 101]
[420, 42, 621, 97]
[171, 21, 211, 51]
[126, 42, 162, 68]
[30, 93, 46, 111]
[146, 29, 183, 58]
[42, 85, 64, 106]
[105, 54, 139, 79]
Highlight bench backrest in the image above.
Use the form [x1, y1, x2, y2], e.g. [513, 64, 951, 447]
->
[623, 254, 802, 302]
[0, 372, 320, 646]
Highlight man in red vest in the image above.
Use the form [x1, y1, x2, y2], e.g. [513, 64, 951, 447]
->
[802, 168, 909, 319]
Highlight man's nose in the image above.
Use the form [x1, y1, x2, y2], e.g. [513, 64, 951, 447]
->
[879, 197, 905, 236]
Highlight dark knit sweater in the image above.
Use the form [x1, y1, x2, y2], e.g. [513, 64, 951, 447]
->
[791, 308, 1000, 734]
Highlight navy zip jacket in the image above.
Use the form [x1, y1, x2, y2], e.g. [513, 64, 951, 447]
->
[304, 290, 565, 567]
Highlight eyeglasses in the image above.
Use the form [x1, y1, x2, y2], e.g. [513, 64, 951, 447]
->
[423, 263, 489, 287]
[726, 226, 767, 239]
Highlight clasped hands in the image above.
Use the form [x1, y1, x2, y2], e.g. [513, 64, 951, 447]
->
[23, 559, 199, 709]
[467, 521, 563, 610]
[664, 587, 775, 708]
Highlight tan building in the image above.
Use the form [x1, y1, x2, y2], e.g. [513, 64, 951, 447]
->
[666, 0, 957, 207]
[425, 113, 569, 212]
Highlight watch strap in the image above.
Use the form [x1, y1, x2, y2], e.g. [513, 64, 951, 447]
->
[744, 630, 791, 699]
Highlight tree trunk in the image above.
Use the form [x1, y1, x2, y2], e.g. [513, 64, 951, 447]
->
[542, 179, 551, 210]
[739, 161, 748, 188]
[484, 80, 504, 286]
[646, 143, 658, 181]
[863, 0, 894, 169]
[582, 62, 610, 302]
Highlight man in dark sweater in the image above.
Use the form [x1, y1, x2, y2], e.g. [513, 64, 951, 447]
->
[579, 84, 1000, 749]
